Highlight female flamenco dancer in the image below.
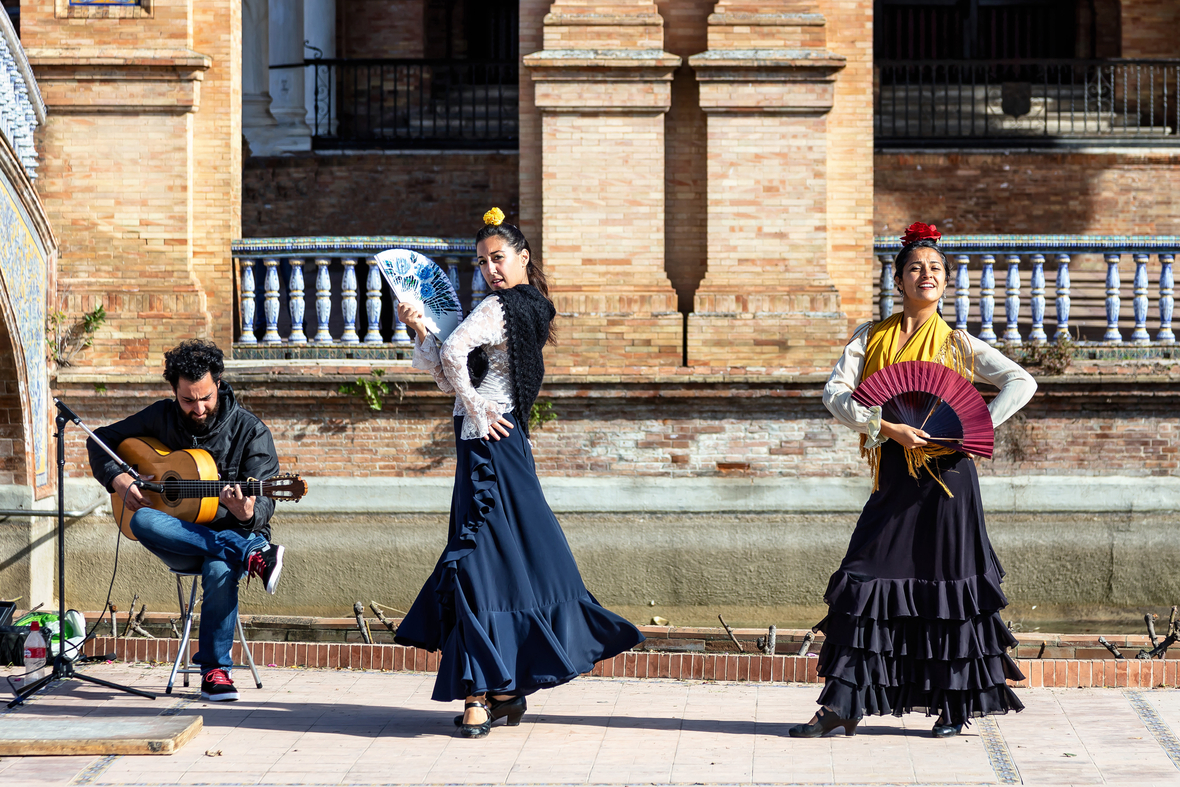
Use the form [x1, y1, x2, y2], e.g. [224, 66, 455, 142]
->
[791, 222, 1037, 739]
[394, 208, 644, 738]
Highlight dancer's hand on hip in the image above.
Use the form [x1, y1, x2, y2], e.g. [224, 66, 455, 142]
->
[485, 416, 514, 441]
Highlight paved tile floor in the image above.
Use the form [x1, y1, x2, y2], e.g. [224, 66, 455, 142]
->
[1, 663, 1179, 786]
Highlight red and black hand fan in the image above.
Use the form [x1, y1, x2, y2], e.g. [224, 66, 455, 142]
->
[851, 360, 994, 458]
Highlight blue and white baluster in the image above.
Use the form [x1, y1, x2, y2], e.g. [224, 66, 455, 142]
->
[1131, 253, 1150, 344]
[239, 258, 258, 344]
[1003, 254, 1022, 344]
[471, 259, 488, 309]
[364, 257, 384, 344]
[288, 259, 307, 345]
[1028, 253, 1047, 344]
[978, 254, 997, 344]
[878, 254, 894, 319]
[1158, 253, 1175, 344]
[1104, 253, 1123, 343]
[445, 256, 461, 297]
[392, 301, 413, 350]
[954, 255, 970, 330]
[313, 257, 334, 344]
[262, 257, 282, 344]
[340, 258, 360, 344]
[1054, 254, 1072, 343]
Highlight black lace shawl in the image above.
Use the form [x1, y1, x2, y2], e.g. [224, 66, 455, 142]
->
[466, 284, 555, 438]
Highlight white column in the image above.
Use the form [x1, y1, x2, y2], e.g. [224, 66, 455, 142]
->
[268, 0, 312, 152]
[303, 0, 337, 135]
[242, 0, 280, 155]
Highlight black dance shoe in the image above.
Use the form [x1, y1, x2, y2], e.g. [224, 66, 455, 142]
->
[458, 699, 493, 739]
[788, 707, 859, 738]
[931, 714, 965, 738]
[453, 695, 527, 728]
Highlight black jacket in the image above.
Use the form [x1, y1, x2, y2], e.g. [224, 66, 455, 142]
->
[87, 383, 280, 540]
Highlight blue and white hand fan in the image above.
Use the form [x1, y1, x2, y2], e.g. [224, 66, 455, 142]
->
[375, 249, 464, 341]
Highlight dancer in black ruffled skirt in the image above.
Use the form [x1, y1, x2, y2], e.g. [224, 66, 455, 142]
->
[792, 223, 1037, 739]
[394, 209, 643, 739]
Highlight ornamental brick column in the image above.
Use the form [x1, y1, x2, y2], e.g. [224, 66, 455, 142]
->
[523, 1, 684, 372]
[687, 1, 848, 370]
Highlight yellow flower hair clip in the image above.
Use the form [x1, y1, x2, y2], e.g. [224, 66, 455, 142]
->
[483, 207, 505, 227]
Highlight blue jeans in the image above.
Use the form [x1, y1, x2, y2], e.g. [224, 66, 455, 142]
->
[129, 508, 267, 676]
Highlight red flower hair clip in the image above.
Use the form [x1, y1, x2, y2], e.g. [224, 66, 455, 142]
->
[900, 222, 941, 246]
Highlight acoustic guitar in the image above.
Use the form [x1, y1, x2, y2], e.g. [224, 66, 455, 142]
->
[110, 436, 308, 539]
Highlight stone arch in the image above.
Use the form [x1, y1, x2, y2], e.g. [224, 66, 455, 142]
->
[0, 283, 34, 490]
[0, 138, 58, 502]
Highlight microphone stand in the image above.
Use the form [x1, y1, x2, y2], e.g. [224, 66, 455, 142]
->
[7, 399, 156, 707]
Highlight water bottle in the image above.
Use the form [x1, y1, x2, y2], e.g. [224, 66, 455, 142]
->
[21, 621, 48, 684]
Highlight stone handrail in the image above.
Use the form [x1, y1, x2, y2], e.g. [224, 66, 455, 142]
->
[874, 235, 1180, 346]
[0, 9, 45, 181]
[231, 236, 481, 353]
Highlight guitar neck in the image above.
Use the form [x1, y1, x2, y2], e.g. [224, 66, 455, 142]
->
[164, 480, 268, 500]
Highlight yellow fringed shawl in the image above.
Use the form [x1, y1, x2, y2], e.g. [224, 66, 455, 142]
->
[858, 312, 975, 496]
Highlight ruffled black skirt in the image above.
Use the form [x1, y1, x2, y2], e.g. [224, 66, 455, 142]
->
[395, 416, 644, 702]
[814, 440, 1025, 722]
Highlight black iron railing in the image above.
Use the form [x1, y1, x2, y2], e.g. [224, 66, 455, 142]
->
[876, 59, 1180, 145]
[301, 58, 518, 150]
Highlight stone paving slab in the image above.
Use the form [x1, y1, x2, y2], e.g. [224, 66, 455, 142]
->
[0, 663, 1178, 786]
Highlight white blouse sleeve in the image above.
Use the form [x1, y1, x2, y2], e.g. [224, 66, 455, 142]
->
[440, 297, 509, 440]
[411, 333, 455, 394]
[967, 335, 1038, 427]
[822, 322, 884, 447]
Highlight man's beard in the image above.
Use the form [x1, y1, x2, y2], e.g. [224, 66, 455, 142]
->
[182, 400, 219, 434]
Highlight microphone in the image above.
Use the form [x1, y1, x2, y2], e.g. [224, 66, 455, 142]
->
[133, 479, 165, 494]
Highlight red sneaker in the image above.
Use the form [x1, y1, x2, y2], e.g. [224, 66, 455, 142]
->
[200, 668, 239, 702]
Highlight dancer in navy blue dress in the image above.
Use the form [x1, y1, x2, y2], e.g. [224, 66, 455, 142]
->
[394, 208, 643, 738]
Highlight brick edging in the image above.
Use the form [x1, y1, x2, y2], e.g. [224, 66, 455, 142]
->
[82, 637, 1180, 689]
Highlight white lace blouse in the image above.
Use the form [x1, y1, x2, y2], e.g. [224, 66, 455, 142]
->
[823, 322, 1037, 449]
[413, 296, 515, 440]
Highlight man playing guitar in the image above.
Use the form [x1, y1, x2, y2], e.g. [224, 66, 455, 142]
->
[87, 339, 286, 701]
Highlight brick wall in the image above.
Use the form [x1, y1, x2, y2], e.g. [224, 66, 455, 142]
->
[25, 0, 239, 371]
[1121, 0, 1180, 58]
[338, 0, 425, 58]
[875, 150, 1180, 237]
[53, 372, 1180, 480]
[243, 152, 520, 238]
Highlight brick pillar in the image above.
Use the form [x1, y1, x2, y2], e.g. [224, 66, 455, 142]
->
[523, 1, 684, 372]
[687, 1, 848, 370]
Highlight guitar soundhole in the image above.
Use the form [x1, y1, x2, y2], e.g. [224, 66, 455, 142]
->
[161, 472, 182, 505]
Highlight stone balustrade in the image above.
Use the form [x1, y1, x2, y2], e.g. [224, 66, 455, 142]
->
[0, 8, 45, 182]
[232, 237, 482, 359]
[875, 236, 1180, 351]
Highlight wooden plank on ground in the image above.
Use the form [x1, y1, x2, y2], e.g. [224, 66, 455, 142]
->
[0, 715, 201, 755]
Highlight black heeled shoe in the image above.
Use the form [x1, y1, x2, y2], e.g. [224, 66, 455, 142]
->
[788, 707, 859, 738]
[454, 695, 527, 728]
[458, 699, 493, 739]
[931, 714, 965, 738]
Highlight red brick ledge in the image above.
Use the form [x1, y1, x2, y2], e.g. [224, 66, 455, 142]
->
[82, 637, 1180, 689]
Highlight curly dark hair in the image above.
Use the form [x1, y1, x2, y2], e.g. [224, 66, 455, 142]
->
[163, 340, 225, 389]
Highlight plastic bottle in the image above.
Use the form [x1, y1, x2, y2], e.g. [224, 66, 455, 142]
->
[21, 621, 48, 684]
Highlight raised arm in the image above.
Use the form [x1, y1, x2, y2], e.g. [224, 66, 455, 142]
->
[440, 297, 509, 440]
[822, 322, 884, 446]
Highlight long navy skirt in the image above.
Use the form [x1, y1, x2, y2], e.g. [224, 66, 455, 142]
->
[395, 415, 644, 702]
[814, 440, 1025, 721]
